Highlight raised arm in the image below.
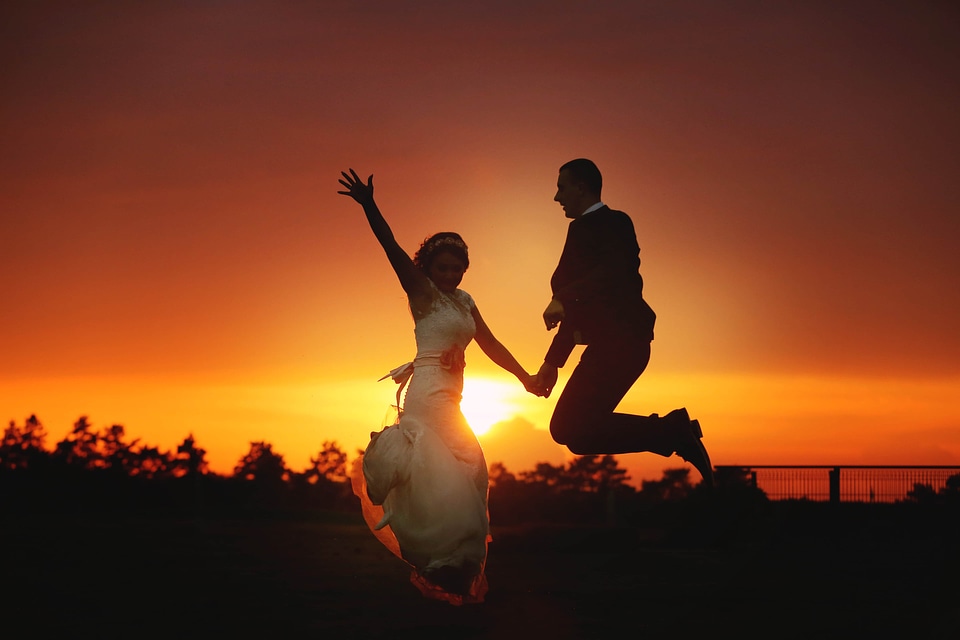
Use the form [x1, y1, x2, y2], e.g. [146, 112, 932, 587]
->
[472, 305, 542, 396]
[337, 169, 431, 304]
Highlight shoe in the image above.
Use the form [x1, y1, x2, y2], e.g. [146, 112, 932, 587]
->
[673, 416, 714, 488]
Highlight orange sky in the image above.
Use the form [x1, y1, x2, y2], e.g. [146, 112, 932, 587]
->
[3, 2, 959, 484]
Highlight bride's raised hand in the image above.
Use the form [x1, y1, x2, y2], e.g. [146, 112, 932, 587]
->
[337, 168, 375, 205]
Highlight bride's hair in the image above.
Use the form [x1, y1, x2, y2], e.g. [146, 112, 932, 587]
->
[414, 232, 470, 272]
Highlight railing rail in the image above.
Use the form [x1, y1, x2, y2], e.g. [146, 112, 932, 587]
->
[714, 465, 960, 503]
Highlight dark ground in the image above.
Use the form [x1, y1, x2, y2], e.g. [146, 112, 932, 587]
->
[3, 501, 958, 638]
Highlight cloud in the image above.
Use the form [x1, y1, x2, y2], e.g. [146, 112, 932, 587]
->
[478, 416, 568, 474]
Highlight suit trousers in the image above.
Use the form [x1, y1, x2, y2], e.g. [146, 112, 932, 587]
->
[549, 332, 674, 457]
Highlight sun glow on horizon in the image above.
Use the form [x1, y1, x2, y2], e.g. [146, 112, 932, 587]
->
[460, 377, 530, 436]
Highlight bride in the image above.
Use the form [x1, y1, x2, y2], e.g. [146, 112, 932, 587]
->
[337, 169, 539, 604]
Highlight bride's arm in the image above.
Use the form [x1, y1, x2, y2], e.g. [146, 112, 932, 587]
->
[337, 169, 432, 305]
[471, 305, 540, 395]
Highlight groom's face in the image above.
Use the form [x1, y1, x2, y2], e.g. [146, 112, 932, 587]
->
[554, 170, 588, 219]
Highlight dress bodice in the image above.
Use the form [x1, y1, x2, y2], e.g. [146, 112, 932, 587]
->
[413, 286, 476, 360]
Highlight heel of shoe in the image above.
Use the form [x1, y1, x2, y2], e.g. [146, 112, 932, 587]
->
[690, 419, 703, 439]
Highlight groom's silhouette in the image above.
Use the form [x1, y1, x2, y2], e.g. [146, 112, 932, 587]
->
[535, 158, 713, 486]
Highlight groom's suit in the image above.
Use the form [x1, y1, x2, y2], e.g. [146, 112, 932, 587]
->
[545, 205, 672, 456]
[546, 205, 655, 368]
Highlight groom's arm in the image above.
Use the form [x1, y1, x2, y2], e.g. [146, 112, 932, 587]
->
[544, 322, 576, 369]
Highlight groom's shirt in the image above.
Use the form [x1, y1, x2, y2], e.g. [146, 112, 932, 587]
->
[545, 205, 656, 368]
[580, 201, 606, 216]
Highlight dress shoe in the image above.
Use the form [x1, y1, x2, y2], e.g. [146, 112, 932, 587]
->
[671, 412, 714, 487]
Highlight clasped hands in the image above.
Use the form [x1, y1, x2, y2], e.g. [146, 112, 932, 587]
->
[520, 298, 565, 397]
[524, 362, 558, 398]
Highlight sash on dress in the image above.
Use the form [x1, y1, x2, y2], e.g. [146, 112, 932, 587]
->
[378, 346, 466, 411]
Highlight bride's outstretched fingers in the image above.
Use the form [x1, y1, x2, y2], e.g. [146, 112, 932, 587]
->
[337, 168, 375, 204]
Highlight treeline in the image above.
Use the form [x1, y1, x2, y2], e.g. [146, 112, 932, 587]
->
[3, 414, 764, 523]
[2, 414, 360, 517]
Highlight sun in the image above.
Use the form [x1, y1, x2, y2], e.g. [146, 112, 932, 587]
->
[459, 377, 525, 436]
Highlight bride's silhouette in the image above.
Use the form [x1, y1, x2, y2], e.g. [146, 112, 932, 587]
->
[337, 169, 538, 604]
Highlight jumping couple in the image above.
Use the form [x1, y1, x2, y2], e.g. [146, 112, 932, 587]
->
[338, 158, 713, 605]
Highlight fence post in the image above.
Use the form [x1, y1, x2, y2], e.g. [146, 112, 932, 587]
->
[829, 466, 841, 504]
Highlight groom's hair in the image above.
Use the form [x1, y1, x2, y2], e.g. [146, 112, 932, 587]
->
[560, 158, 602, 196]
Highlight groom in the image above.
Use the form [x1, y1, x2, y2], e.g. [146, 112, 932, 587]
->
[534, 158, 714, 486]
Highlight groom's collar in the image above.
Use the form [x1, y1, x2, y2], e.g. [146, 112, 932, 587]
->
[580, 201, 605, 216]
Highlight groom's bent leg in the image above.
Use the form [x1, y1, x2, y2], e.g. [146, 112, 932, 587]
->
[550, 337, 673, 456]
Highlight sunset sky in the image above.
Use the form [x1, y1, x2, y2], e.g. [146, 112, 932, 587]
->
[3, 1, 959, 484]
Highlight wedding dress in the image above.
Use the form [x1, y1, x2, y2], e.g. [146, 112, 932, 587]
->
[351, 281, 490, 604]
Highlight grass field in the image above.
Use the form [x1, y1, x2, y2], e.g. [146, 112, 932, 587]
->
[4, 502, 958, 638]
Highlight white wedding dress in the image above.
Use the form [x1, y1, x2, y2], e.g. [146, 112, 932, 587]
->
[351, 281, 490, 604]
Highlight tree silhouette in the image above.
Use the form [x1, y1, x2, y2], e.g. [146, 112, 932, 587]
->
[234, 441, 289, 485]
[519, 461, 566, 489]
[905, 475, 960, 504]
[52, 416, 101, 469]
[1, 414, 48, 470]
[130, 445, 172, 479]
[640, 467, 694, 502]
[564, 455, 630, 493]
[514, 456, 630, 494]
[488, 456, 637, 524]
[172, 434, 208, 477]
[166, 434, 209, 515]
[289, 441, 352, 510]
[488, 462, 518, 489]
[305, 441, 348, 484]
[945, 473, 960, 496]
[99, 424, 140, 474]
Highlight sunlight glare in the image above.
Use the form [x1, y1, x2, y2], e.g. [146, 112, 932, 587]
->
[460, 377, 526, 436]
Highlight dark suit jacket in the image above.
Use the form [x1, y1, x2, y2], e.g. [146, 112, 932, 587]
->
[545, 205, 656, 368]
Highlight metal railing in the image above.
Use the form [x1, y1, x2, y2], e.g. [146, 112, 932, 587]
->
[714, 465, 960, 503]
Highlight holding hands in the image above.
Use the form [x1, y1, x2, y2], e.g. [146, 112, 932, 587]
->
[521, 373, 544, 398]
[518, 363, 557, 398]
[522, 299, 566, 397]
[531, 297, 563, 396]
[533, 362, 558, 398]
